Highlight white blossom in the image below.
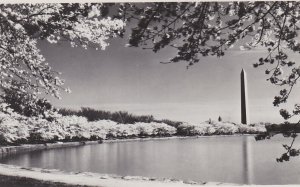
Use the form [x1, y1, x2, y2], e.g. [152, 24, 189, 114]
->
[0, 3, 125, 106]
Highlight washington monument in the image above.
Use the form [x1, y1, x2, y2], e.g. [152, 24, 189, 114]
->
[241, 69, 253, 184]
[241, 69, 249, 124]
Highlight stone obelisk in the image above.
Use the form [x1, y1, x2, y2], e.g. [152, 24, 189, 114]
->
[241, 69, 249, 124]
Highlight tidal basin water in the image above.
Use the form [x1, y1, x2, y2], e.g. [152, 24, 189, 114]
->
[1, 135, 300, 185]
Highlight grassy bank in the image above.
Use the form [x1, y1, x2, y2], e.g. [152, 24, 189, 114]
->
[0, 175, 84, 187]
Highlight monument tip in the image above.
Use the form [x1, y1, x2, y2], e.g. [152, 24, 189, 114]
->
[241, 68, 246, 75]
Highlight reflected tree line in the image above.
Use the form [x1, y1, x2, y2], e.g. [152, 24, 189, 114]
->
[255, 123, 300, 162]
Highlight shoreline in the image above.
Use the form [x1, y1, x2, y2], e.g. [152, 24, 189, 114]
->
[0, 134, 255, 156]
[0, 135, 252, 187]
[0, 140, 101, 156]
[0, 163, 236, 187]
[102, 134, 255, 143]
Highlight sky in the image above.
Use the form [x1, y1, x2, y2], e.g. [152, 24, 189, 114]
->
[39, 31, 300, 124]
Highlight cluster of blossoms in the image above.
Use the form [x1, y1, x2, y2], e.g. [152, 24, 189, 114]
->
[0, 105, 267, 145]
[0, 110, 177, 144]
[0, 4, 124, 102]
[177, 121, 266, 136]
[0, 103, 30, 142]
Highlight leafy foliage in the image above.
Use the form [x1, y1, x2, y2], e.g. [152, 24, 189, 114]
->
[59, 107, 185, 127]
[59, 107, 155, 124]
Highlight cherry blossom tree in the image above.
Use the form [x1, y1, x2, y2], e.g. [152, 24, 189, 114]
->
[0, 3, 124, 116]
[116, 2, 300, 122]
[0, 81, 58, 120]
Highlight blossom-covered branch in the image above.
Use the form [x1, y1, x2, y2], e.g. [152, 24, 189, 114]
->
[116, 2, 300, 122]
[0, 4, 124, 97]
[0, 3, 124, 115]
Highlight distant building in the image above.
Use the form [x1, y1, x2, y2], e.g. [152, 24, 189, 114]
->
[218, 116, 222, 122]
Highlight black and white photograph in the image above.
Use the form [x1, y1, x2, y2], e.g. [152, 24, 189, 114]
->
[0, 1, 300, 186]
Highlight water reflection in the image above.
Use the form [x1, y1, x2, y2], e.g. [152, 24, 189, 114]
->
[255, 132, 300, 162]
[1, 136, 300, 184]
[242, 136, 253, 184]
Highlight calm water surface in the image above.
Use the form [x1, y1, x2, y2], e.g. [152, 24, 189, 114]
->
[1, 135, 300, 185]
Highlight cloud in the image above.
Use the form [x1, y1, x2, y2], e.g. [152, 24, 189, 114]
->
[239, 45, 252, 51]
